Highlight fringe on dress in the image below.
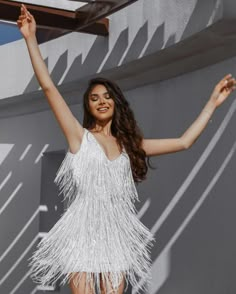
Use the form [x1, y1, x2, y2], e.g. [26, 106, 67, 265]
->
[28, 128, 156, 294]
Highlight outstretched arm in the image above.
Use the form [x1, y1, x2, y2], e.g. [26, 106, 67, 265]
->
[142, 74, 236, 156]
[17, 4, 84, 153]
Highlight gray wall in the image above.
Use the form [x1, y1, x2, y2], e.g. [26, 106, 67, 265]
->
[1, 58, 236, 293]
[0, 0, 236, 293]
[127, 61, 236, 294]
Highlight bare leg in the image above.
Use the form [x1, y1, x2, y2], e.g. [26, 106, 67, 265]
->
[100, 272, 126, 294]
[69, 272, 95, 294]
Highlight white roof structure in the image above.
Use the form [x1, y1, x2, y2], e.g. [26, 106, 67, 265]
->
[14, 0, 86, 11]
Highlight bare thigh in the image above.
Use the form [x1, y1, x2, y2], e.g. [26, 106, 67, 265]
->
[69, 272, 95, 294]
[69, 272, 126, 294]
[100, 272, 126, 294]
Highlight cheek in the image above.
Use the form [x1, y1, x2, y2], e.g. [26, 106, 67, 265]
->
[110, 100, 115, 109]
[111, 103, 116, 115]
[88, 102, 96, 113]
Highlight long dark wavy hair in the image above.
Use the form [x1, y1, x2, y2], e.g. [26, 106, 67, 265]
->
[83, 77, 152, 182]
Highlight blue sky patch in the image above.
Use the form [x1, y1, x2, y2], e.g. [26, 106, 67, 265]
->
[0, 22, 22, 45]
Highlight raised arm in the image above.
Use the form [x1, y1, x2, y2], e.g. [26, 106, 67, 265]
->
[17, 4, 84, 153]
[142, 74, 236, 156]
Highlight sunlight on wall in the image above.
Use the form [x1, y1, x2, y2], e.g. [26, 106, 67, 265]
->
[0, 144, 14, 165]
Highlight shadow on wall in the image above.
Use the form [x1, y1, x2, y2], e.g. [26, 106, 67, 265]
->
[0, 142, 50, 293]
[148, 99, 236, 294]
[181, 0, 222, 39]
[23, 0, 221, 93]
[1, 1, 233, 294]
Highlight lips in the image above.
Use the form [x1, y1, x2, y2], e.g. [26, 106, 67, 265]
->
[97, 107, 109, 112]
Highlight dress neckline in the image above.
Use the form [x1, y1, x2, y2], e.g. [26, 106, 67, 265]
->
[86, 128, 123, 162]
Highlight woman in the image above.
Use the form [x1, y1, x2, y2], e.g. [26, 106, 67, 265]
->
[17, 4, 236, 294]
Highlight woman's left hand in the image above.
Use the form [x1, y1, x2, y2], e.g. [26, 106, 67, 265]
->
[210, 74, 236, 108]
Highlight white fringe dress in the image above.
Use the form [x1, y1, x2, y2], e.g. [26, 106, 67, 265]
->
[28, 128, 155, 294]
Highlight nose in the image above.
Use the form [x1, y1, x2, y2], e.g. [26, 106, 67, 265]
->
[98, 97, 106, 104]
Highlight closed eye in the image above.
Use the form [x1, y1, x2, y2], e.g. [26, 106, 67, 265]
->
[90, 97, 112, 101]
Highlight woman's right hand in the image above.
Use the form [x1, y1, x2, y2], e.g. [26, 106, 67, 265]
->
[17, 4, 36, 39]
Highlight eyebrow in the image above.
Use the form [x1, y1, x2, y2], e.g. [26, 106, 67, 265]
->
[90, 92, 110, 97]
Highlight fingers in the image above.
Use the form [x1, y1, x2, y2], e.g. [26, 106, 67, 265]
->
[211, 74, 236, 108]
[20, 4, 26, 18]
[18, 15, 27, 20]
[24, 5, 35, 23]
[27, 11, 35, 22]
[17, 18, 27, 28]
[19, 3, 32, 19]
[21, 3, 28, 14]
[216, 74, 236, 93]
[223, 77, 236, 92]
[17, 3, 34, 24]
[16, 20, 22, 28]
[229, 86, 236, 93]
[217, 74, 232, 89]
[222, 73, 232, 82]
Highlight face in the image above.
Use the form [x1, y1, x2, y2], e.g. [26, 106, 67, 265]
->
[88, 84, 115, 122]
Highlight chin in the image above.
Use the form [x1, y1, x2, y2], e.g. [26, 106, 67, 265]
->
[95, 112, 114, 120]
[95, 114, 113, 122]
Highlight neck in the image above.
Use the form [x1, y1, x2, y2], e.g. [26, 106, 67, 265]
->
[93, 120, 113, 136]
